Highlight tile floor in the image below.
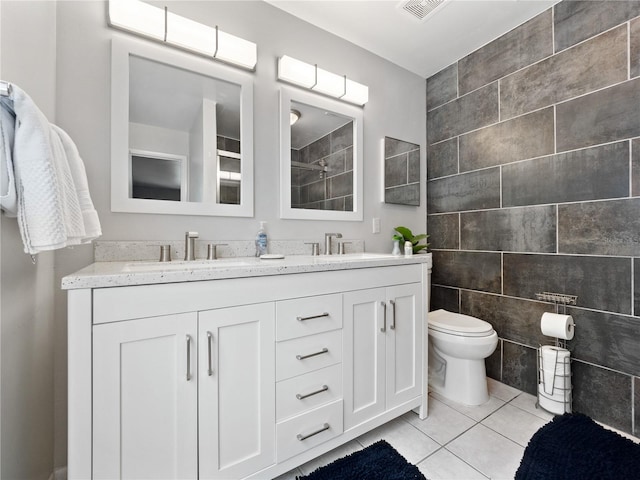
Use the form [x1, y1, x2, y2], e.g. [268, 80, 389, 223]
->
[278, 378, 638, 480]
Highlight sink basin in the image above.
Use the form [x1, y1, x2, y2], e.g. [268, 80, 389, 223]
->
[123, 259, 255, 272]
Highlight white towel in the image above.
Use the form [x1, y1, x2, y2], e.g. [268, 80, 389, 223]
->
[0, 98, 17, 216]
[5, 84, 101, 254]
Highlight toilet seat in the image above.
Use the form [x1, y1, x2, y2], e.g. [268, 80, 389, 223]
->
[428, 309, 494, 337]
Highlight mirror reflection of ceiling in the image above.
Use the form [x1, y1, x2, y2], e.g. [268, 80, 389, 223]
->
[129, 55, 241, 139]
[290, 101, 351, 150]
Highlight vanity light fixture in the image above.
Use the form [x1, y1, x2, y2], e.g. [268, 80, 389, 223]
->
[290, 109, 301, 125]
[277, 55, 369, 106]
[108, 0, 257, 70]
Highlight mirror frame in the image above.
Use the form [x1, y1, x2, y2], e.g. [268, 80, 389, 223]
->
[279, 88, 364, 221]
[111, 37, 254, 216]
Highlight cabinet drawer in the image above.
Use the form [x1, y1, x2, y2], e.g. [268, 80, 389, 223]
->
[276, 400, 343, 463]
[276, 294, 342, 341]
[276, 330, 342, 381]
[276, 364, 342, 422]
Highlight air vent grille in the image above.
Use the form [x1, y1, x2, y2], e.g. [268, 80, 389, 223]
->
[400, 0, 446, 21]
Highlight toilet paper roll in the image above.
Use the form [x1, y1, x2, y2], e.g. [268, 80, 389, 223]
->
[541, 312, 575, 340]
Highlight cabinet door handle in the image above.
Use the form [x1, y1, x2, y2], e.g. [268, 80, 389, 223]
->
[297, 423, 330, 441]
[296, 385, 329, 400]
[186, 334, 192, 381]
[390, 300, 396, 330]
[380, 301, 386, 332]
[297, 312, 330, 322]
[207, 331, 214, 376]
[296, 347, 329, 360]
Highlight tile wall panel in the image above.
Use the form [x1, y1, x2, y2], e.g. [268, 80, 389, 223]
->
[635, 378, 640, 437]
[430, 285, 459, 313]
[572, 361, 632, 433]
[431, 251, 502, 293]
[502, 142, 630, 207]
[503, 254, 632, 314]
[558, 199, 640, 256]
[427, 168, 500, 214]
[501, 341, 537, 395]
[569, 308, 640, 377]
[460, 206, 556, 253]
[500, 26, 627, 119]
[461, 291, 551, 347]
[554, 1, 640, 52]
[426, 63, 457, 111]
[459, 108, 554, 172]
[632, 17, 640, 78]
[427, 82, 499, 144]
[427, 138, 458, 180]
[427, 1, 640, 434]
[385, 184, 419, 205]
[633, 139, 640, 197]
[458, 10, 552, 96]
[556, 78, 640, 152]
[427, 213, 459, 250]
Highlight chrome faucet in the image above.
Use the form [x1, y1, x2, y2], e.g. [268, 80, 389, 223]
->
[184, 231, 199, 261]
[324, 233, 342, 255]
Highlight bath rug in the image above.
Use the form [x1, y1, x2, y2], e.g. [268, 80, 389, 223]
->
[297, 440, 425, 480]
[516, 412, 640, 480]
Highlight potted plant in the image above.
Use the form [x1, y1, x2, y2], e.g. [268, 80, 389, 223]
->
[394, 226, 429, 254]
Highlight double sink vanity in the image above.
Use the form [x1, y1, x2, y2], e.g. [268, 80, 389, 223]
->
[64, 249, 432, 479]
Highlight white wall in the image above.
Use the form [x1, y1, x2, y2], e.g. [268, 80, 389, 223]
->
[1, 2, 57, 478]
[51, 0, 427, 470]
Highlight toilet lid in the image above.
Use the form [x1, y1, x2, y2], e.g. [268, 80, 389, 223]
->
[428, 309, 494, 336]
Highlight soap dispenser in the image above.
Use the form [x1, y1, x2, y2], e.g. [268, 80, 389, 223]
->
[255, 221, 268, 257]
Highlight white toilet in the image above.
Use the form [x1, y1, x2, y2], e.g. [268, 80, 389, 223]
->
[428, 309, 498, 406]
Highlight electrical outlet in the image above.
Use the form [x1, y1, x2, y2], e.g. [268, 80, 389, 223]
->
[372, 217, 381, 234]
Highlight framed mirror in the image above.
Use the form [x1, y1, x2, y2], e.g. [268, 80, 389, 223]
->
[279, 88, 363, 221]
[384, 137, 420, 206]
[111, 37, 254, 216]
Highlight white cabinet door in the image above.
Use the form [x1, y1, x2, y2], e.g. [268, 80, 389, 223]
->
[198, 303, 276, 479]
[343, 288, 386, 430]
[93, 313, 198, 480]
[385, 283, 422, 409]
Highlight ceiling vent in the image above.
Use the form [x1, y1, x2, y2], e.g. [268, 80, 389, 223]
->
[399, 0, 448, 22]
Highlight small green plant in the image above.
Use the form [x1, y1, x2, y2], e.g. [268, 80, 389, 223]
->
[394, 226, 429, 254]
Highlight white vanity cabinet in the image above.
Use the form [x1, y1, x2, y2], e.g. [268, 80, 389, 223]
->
[91, 304, 275, 480]
[65, 256, 431, 480]
[343, 283, 423, 430]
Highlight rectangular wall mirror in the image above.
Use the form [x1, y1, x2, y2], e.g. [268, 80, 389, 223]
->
[384, 136, 420, 206]
[279, 88, 363, 221]
[111, 37, 254, 216]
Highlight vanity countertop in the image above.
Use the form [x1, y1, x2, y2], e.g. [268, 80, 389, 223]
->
[62, 252, 432, 290]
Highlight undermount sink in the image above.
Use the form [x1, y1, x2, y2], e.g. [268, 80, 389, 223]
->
[123, 258, 255, 272]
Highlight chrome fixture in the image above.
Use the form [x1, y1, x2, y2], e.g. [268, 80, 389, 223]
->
[338, 241, 351, 255]
[305, 242, 320, 256]
[324, 233, 342, 255]
[206, 243, 227, 260]
[159, 245, 172, 262]
[184, 231, 199, 261]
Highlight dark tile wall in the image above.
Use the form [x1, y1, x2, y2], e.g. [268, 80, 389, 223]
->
[291, 122, 353, 211]
[426, 1, 640, 435]
[384, 137, 420, 206]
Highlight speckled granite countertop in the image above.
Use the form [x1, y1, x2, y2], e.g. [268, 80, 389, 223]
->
[62, 253, 433, 290]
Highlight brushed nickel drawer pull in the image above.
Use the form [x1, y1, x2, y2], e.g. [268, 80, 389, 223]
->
[296, 385, 329, 400]
[186, 334, 192, 381]
[390, 299, 396, 330]
[380, 301, 386, 332]
[297, 423, 330, 441]
[207, 331, 214, 376]
[296, 347, 329, 360]
[297, 312, 330, 322]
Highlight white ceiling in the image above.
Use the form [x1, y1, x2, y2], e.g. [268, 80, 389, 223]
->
[266, 0, 560, 78]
